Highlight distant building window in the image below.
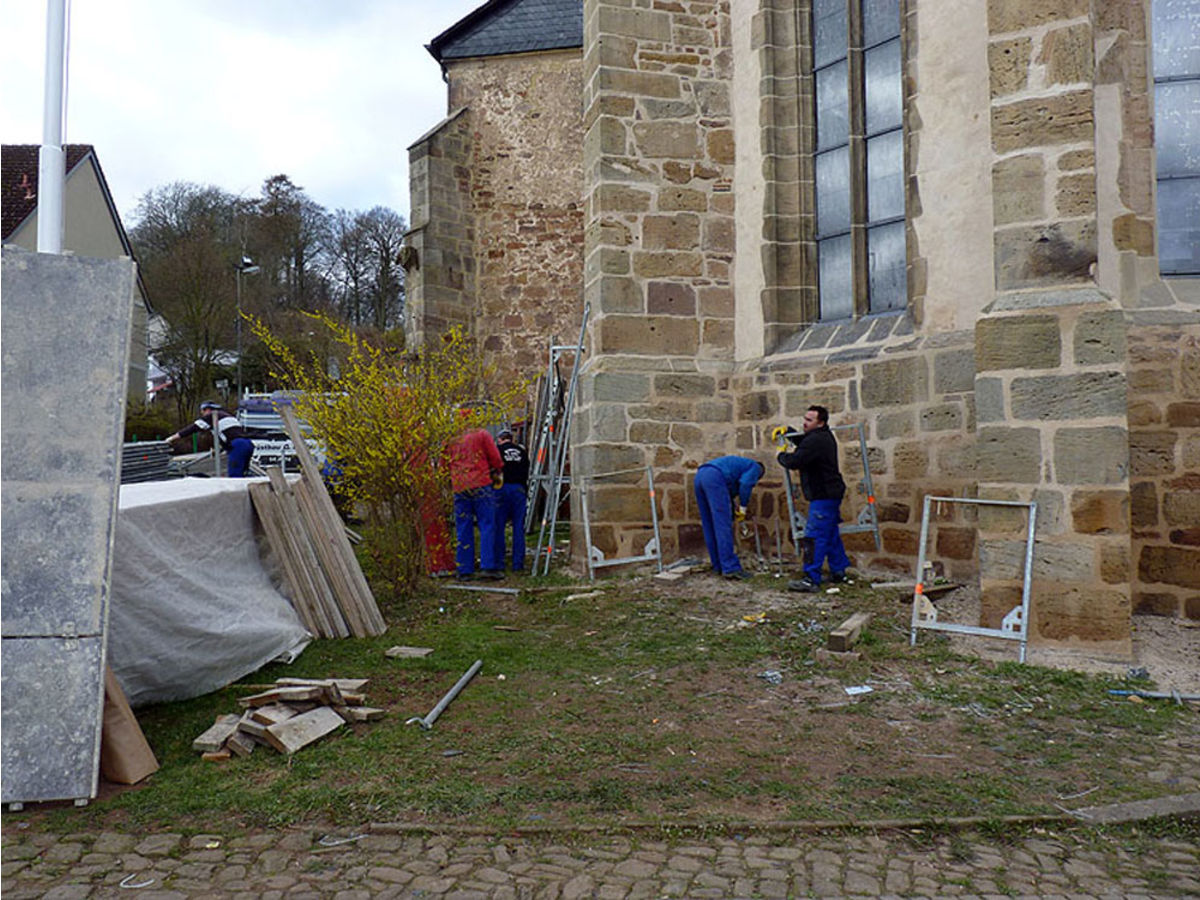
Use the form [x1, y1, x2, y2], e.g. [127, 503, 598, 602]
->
[1152, 0, 1200, 275]
[812, 0, 905, 319]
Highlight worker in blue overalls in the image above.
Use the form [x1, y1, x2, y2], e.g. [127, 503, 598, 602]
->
[166, 401, 256, 477]
[693, 455, 765, 581]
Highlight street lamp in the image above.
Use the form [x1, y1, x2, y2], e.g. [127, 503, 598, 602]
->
[235, 255, 260, 401]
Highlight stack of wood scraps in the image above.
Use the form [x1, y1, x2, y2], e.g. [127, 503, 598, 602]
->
[193, 677, 384, 760]
[247, 406, 386, 638]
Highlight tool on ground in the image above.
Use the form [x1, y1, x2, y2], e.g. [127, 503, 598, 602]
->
[445, 584, 521, 595]
[406, 659, 483, 730]
[1108, 689, 1199, 704]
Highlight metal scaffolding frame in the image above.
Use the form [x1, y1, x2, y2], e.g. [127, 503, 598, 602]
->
[530, 302, 590, 575]
[578, 465, 664, 581]
[909, 495, 1038, 662]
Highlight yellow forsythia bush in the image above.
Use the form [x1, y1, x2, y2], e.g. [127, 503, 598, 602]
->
[251, 313, 524, 593]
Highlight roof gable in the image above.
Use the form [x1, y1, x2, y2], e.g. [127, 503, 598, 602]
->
[428, 0, 581, 64]
[1, 144, 91, 240]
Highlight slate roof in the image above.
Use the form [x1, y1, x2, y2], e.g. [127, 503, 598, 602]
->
[1, 144, 92, 240]
[428, 0, 582, 65]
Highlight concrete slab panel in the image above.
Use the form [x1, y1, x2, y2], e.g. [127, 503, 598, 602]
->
[1, 247, 136, 805]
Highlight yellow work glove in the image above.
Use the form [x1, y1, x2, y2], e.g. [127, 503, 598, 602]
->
[491, 471, 504, 489]
[771, 425, 788, 450]
[734, 505, 747, 522]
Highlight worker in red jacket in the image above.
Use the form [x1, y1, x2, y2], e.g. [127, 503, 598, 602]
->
[449, 417, 504, 580]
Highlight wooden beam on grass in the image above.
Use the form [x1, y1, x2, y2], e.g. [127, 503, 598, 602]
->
[827, 612, 872, 653]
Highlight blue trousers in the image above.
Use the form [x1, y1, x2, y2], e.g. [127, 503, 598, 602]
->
[492, 483, 527, 571]
[694, 465, 742, 575]
[227, 438, 254, 477]
[804, 498, 851, 584]
[454, 487, 499, 575]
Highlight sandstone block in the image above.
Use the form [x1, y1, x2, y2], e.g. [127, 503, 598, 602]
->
[892, 441, 930, 480]
[574, 444, 646, 479]
[633, 251, 703, 278]
[1055, 172, 1096, 217]
[590, 484, 660, 522]
[595, 184, 652, 213]
[1127, 366, 1175, 394]
[702, 216, 735, 254]
[1073, 309, 1125, 365]
[593, 372, 650, 403]
[1130, 481, 1159, 528]
[976, 315, 1061, 371]
[861, 356, 929, 407]
[1138, 545, 1200, 589]
[657, 188, 708, 211]
[988, 0, 1090, 35]
[977, 426, 1042, 482]
[597, 5, 672, 40]
[1039, 22, 1094, 86]
[877, 501, 910, 523]
[975, 377, 1007, 422]
[643, 215, 700, 251]
[696, 399, 733, 422]
[654, 373, 715, 397]
[883, 527, 920, 555]
[629, 420, 670, 443]
[1100, 539, 1132, 584]
[1057, 149, 1094, 170]
[1164, 487, 1200, 527]
[633, 121, 700, 159]
[597, 275, 644, 313]
[737, 391, 780, 420]
[1070, 490, 1129, 534]
[992, 153, 1044, 225]
[598, 68, 681, 100]
[978, 500, 1033, 534]
[1054, 427, 1129, 484]
[698, 285, 734, 317]
[1011, 371, 1126, 420]
[934, 348, 977, 395]
[1111, 213, 1155, 255]
[877, 410, 916, 439]
[982, 537, 1098, 581]
[1167, 402, 1200, 428]
[590, 404, 630, 442]
[784, 385, 846, 416]
[994, 220, 1097, 290]
[920, 403, 963, 432]
[707, 129, 735, 165]
[1134, 592, 1181, 616]
[991, 91, 1094, 154]
[671, 422, 704, 447]
[1033, 585, 1129, 642]
[599, 315, 699, 356]
[1129, 430, 1177, 476]
[989, 37, 1032, 97]
[937, 527, 977, 560]
[701, 317, 734, 349]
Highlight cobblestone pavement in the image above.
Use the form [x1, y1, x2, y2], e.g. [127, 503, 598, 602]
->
[4, 815, 1198, 899]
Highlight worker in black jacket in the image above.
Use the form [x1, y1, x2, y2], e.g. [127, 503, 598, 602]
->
[492, 429, 530, 572]
[165, 401, 256, 477]
[777, 405, 850, 592]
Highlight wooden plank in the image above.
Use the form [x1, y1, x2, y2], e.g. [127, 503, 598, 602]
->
[266, 467, 349, 638]
[263, 706, 345, 755]
[280, 407, 385, 635]
[238, 686, 324, 708]
[293, 477, 371, 637]
[335, 706, 385, 723]
[276, 677, 369, 692]
[249, 481, 326, 637]
[99, 667, 159, 784]
[192, 714, 242, 752]
[225, 729, 257, 757]
[827, 612, 872, 653]
[249, 704, 297, 726]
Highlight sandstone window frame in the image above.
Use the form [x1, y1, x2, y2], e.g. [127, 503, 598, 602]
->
[1151, 0, 1200, 276]
[810, 0, 907, 320]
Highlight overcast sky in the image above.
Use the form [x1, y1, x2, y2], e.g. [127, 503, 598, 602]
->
[0, 0, 484, 226]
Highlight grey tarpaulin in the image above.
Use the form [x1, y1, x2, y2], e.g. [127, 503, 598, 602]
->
[108, 478, 311, 707]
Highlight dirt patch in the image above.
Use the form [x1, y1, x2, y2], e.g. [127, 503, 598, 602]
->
[925, 584, 1200, 696]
